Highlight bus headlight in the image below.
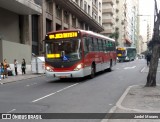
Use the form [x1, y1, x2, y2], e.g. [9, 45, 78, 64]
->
[45, 66, 54, 72]
[74, 63, 83, 71]
[125, 57, 129, 60]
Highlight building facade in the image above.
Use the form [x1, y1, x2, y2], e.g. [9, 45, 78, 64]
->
[101, 0, 116, 36]
[0, 0, 103, 64]
[0, 0, 42, 64]
[102, 0, 139, 48]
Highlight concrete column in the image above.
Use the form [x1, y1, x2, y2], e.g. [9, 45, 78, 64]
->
[69, 14, 72, 29]
[61, 9, 64, 29]
[28, 15, 32, 46]
[42, 0, 47, 38]
[23, 15, 30, 45]
[52, 2, 56, 31]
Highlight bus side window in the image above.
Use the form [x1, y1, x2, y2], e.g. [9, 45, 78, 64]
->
[83, 37, 89, 53]
[110, 42, 113, 51]
[103, 40, 106, 52]
[113, 42, 116, 51]
[94, 38, 99, 51]
[106, 41, 109, 52]
[98, 39, 103, 52]
[88, 37, 94, 51]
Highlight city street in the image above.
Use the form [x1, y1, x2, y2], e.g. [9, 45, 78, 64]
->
[0, 59, 160, 122]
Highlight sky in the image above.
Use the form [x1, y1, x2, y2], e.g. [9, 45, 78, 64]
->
[139, 0, 154, 42]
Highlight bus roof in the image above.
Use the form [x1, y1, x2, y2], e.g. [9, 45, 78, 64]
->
[46, 29, 115, 42]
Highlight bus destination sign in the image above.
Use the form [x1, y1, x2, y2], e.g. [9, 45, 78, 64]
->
[48, 32, 78, 39]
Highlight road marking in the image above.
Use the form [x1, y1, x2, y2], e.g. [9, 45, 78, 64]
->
[141, 67, 146, 72]
[124, 66, 136, 69]
[32, 83, 79, 103]
[26, 83, 37, 87]
[7, 109, 16, 113]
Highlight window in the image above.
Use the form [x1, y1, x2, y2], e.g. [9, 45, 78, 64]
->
[93, 38, 99, 51]
[72, 15, 76, 27]
[46, 19, 52, 33]
[93, 0, 97, 7]
[56, 5, 62, 19]
[92, 12, 97, 20]
[88, 5, 90, 15]
[75, 0, 79, 4]
[99, 16, 101, 24]
[88, 37, 94, 51]
[64, 11, 69, 23]
[98, 39, 103, 51]
[46, 2, 53, 14]
[80, 0, 83, 8]
[84, 1, 87, 12]
[99, 2, 101, 11]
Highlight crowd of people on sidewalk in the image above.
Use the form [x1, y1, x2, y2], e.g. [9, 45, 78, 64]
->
[0, 58, 26, 80]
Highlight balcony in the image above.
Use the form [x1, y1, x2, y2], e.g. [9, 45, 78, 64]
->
[102, 18, 114, 25]
[103, 8, 114, 15]
[102, 0, 114, 5]
[100, 29, 114, 34]
[0, 0, 42, 15]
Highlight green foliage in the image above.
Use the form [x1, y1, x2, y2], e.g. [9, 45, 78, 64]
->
[109, 31, 119, 46]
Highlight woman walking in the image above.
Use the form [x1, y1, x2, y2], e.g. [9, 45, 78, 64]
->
[14, 59, 18, 75]
[21, 59, 26, 75]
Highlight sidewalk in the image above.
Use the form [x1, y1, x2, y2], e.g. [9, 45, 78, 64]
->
[0, 73, 44, 84]
[101, 85, 160, 122]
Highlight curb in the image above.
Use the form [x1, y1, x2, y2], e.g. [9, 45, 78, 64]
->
[0, 74, 44, 85]
[101, 84, 160, 122]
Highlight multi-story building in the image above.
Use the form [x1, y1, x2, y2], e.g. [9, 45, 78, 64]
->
[0, 0, 42, 64]
[121, 0, 138, 47]
[101, 0, 115, 36]
[0, 0, 103, 64]
[102, 0, 139, 48]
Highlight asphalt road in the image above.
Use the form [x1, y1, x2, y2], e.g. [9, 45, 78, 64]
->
[0, 59, 159, 122]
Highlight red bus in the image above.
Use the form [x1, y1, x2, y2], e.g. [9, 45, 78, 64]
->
[44, 29, 116, 79]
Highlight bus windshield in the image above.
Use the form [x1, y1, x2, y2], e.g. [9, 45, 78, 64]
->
[45, 39, 81, 61]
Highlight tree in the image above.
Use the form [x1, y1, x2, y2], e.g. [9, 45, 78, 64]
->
[146, 0, 160, 87]
[109, 31, 119, 46]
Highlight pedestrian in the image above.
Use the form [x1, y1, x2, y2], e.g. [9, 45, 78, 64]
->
[0, 63, 2, 80]
[146, 53, 151, 66]
[14, 59, 18, 75]
[21, 59, 26, 75]
[3, 59, 8, 78]
[0, 63, 4, 79]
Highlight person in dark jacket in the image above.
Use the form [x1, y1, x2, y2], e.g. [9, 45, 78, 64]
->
[21, 59, 26, 75]
[146, 53, 151, 66]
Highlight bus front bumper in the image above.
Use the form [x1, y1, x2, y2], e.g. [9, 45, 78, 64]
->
[45, 69, 84, 78]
